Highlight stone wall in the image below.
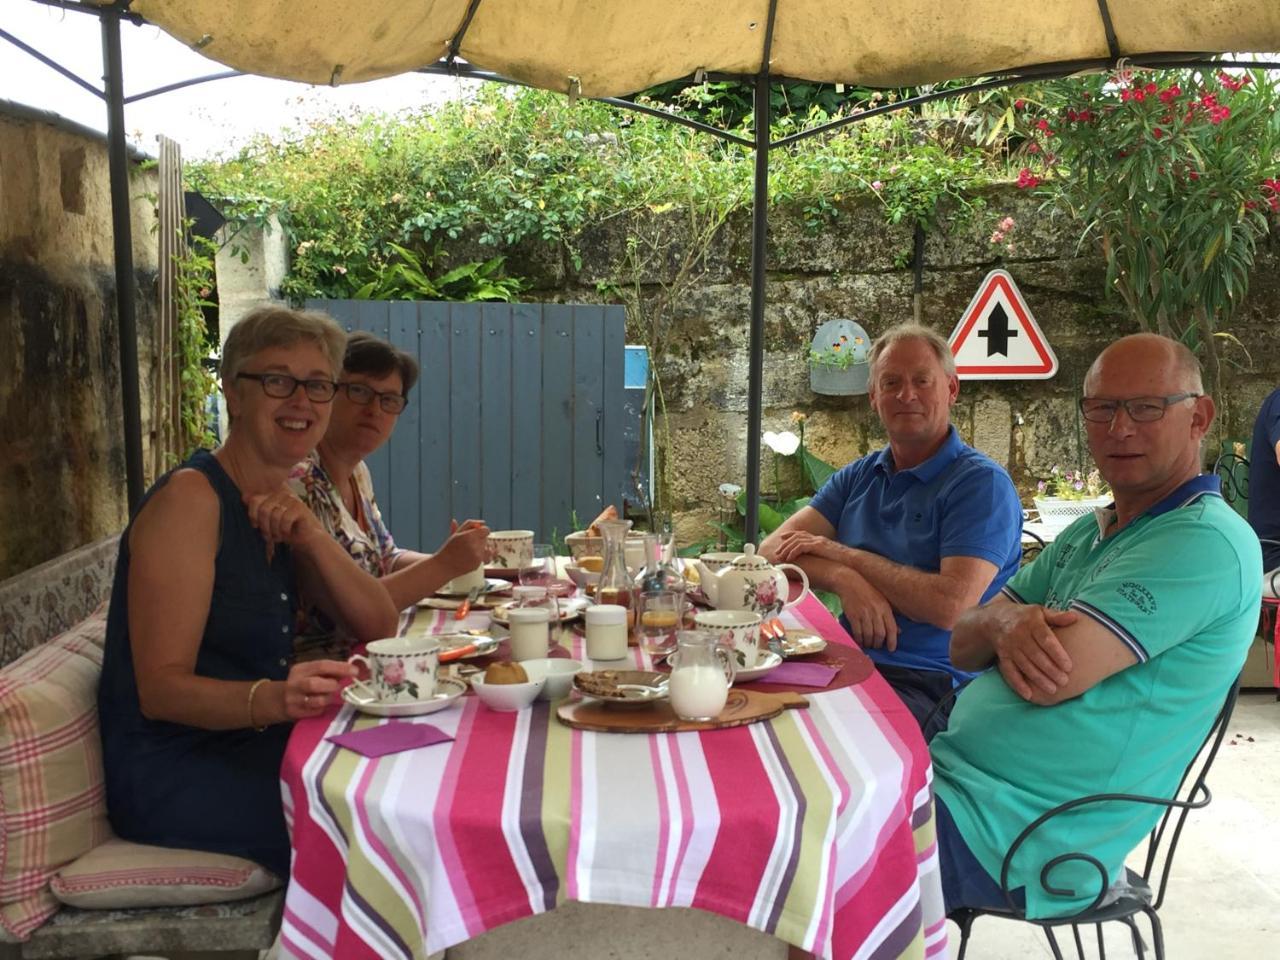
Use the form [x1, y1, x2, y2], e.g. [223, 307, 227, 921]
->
[421, 185, 1280, 544]
[0, 102, 159, 580]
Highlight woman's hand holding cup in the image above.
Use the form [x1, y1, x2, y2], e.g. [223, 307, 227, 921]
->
[283, 659, 359, 720]
[436, 519, 490, 580]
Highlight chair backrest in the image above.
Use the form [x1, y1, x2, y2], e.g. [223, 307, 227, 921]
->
[1212, 451, 1250, 518]
[999, 678, 1240, 916]
[1137, 680, 1240, 910]
[1021, 527, 1047, 566]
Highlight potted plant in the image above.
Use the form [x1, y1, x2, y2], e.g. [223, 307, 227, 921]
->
[1032, 466, 1112, 530]
[809, 320, 871, 396]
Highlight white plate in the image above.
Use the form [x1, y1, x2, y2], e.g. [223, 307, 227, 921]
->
[433, 578, 512, 599]
[438, 633, 500, 659]
[733, 650, 783, 683]
[341, 677, 468, 717]
[490, 596, 591, 625]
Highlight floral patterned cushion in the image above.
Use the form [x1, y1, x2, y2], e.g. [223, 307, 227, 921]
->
[0, 535, 119, 669]
[51, 838, 280, 909]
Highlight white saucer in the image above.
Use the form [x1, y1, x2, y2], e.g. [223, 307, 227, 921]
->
[433, 578, 512, 599]
[733, 650, 783, 683]
[490, 596, 590, 625]
[341, 677, 468, 717]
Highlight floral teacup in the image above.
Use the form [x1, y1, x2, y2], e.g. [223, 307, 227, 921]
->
[348, 636, 440, 703]
[486, 530, 535, 568]
[694, 610, 764, 669]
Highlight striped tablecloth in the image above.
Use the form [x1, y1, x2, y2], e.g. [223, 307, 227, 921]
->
[278, 594, 945, 960]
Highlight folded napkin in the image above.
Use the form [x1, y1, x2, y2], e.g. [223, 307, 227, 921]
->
[327, 722, 454, 758]
[754, 661, 839, 689]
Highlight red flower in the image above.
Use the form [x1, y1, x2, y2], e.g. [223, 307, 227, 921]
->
[1218, 72, 1249, 93]
[1153, 127, 1165, 139]
[1208, 105, 1231, 125]
[1262, 178, 1280, 194]
[1016, 168, 1041, 189]
[1200, 92, 1219, 108]
[1027, 142, 1041, 154]
[1246, 200, 1260, 210]
[1158, 85, 1181, 104]
[1144, 82, 1158, 95]
[1036, 118, 1054, 136]
[1014, 98, 1026, 109]
[1188, 170, 1200, 180]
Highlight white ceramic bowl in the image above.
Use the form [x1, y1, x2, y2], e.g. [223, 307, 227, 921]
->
[564, 531, 648, 570]
[470, 672, 545, 711]
[522, 658, 585, 701]
[563, 564, 601, 591]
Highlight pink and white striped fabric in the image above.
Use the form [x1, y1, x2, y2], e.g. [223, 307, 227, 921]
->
[278, 595, 945, 960]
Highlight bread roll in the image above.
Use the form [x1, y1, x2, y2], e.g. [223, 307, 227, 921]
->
[485, 662, 529, 685]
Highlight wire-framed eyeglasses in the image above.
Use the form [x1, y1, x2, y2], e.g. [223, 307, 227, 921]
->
[236, 372, 337, 403]
[1078, 392, 1201, 423]
[338, 381, 408, 415]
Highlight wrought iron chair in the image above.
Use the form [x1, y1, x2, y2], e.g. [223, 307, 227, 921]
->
[1022, 526, 1047, 566]
[950, 680, 1240, 960]
[1211, 450, 1250, 517]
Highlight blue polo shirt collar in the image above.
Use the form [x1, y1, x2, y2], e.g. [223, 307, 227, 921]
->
[874, 425, 964, 484]
[1094, 473, 1222, 535]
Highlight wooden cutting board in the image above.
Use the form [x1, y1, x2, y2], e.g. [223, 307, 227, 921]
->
[556, 688, 808, 734]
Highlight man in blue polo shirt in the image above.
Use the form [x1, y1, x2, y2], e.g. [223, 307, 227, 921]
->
[931, 333, 1260, 919]
[761, 323, 1023, 731]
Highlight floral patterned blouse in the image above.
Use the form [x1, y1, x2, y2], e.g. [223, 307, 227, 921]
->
[288, 451, 404, 657]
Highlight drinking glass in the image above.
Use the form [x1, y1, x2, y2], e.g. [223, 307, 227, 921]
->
[638, 590, 682, 656]
[519, 543, 557, 590]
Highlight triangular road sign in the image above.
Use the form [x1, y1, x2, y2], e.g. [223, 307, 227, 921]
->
[947, 269, 1058, 379]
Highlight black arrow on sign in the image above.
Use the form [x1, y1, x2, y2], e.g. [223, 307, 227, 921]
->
[978, 302, 1018, 356]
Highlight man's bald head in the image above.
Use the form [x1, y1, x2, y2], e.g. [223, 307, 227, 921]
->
[1084, 333, 1204, 397]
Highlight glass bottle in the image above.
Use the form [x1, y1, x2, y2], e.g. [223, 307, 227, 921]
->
[634, 531, 686, 649]
[593, 518, 635, 616]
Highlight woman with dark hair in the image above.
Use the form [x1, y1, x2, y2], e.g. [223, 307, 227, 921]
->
[291, 332, 488, 655]
[98, 308, 399, 878]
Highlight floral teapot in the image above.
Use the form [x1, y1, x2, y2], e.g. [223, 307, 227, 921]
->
[694, 544, 810, 617]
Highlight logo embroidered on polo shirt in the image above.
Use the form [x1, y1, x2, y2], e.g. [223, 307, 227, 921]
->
[1117, 581, 1157, 615]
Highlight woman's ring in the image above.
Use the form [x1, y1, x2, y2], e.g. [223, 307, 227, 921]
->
[304, 694, 312, 708]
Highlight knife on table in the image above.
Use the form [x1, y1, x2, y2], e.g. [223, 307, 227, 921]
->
[454, 584, 484, 620]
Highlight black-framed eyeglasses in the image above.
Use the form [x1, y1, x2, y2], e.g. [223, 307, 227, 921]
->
[1079, 392, 1201, 423]
[338, 381, 408, 415]
[236, 372, 337, 403]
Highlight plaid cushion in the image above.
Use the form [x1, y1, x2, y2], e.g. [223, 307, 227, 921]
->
[0, 606, 111, 941]
[50, 838, 280, 909]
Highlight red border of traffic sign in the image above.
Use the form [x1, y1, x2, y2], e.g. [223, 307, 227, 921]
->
[949, 270, 1057, 377]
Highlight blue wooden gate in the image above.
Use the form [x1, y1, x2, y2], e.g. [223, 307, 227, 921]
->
[307, 300, 628, 551]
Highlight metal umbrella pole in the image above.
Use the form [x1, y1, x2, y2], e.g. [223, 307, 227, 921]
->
[743, 70, 770, 548]
[100, 5, 146, 512]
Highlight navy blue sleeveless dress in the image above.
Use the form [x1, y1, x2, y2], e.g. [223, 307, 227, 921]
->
[98, 450, 299, 877]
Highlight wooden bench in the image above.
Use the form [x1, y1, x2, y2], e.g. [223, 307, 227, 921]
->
[0, 536, 282, 960]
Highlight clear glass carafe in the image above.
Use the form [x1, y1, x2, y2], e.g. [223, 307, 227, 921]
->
[668, 630, 736, 721]
[634, 532, 686, 654]
[593, 518, 635, 616]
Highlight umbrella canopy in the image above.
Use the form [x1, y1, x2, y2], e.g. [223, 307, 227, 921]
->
[55, 1, 1280, 536]
[133, 0, 1280, 94]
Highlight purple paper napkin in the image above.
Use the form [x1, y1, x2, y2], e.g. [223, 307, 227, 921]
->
[327, 723, 454, 758]
[754, 661, 839, 688]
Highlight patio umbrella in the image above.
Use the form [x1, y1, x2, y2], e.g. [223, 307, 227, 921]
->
[41, 1, 1280, 539]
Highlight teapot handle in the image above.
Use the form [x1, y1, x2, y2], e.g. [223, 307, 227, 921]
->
[776, 564, 811, 609]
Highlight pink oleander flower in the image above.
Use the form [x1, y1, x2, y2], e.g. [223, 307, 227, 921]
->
[1016, 168, 1041, 189]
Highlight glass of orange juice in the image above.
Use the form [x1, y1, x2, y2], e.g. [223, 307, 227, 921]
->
[638, 590, 682, 656]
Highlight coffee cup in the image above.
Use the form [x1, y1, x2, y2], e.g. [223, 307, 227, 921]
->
[507, 607, 551, 661]
[442, 563, 485, 595]
[694, 609, 763, 669]
[487, 530, 535, 568]
[348, 636, 440, 703]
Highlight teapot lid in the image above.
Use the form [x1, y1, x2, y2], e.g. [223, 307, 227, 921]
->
[731, 544, 772, 570]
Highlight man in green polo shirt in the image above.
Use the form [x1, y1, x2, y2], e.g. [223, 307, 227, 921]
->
[930, 333, 1261, 919]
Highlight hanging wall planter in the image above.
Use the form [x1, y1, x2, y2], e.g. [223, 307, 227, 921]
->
[809, 318, 871, 396]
